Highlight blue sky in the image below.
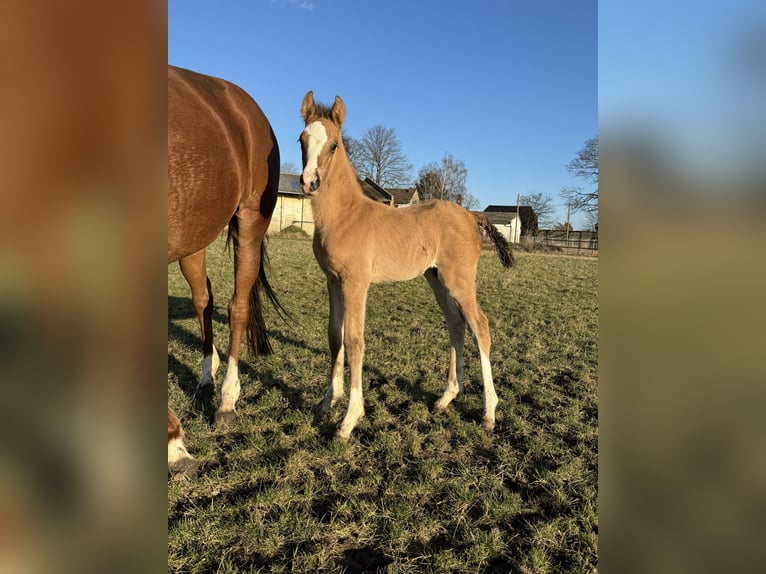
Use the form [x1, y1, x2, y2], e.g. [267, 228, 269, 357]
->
[169, 0, 597, 228]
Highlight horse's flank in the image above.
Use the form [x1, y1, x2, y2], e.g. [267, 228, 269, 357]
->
[168, 65, 278, 263]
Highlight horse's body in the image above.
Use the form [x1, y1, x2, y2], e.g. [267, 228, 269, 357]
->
[167, 65, 281, 475]
[299, 92, 514, 440]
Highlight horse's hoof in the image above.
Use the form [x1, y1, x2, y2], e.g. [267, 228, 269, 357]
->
[215, 410, 237, 427]
[169, 456, 199, 480]
[482, 419, 496, 432]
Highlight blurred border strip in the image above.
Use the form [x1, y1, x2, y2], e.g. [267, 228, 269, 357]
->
[0, 1, 166, 572]
[600, 0, 766, 572]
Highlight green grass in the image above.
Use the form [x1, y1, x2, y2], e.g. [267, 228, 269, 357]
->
[168, 235, 597, 573]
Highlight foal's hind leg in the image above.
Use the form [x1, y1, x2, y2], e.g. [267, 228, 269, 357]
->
[437, 266, 498, 431]
[179, 250, 220, 389]
[314, 275, 345, 421]
[424, 269, 466, 414]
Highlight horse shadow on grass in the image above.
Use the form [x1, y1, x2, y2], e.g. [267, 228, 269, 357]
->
[169, 291, 500, 455]
[168, 292, 324, 427]
[167, 295, 226, 421]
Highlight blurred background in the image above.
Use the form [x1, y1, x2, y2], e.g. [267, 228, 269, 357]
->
[600, 1, 766, 572]
[0, 1, 166, 572]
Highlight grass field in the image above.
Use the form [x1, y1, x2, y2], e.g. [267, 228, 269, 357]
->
[168, 235, 598, 573]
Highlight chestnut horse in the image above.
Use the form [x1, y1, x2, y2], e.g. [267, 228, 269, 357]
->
[299, 92, 514, 440]
[167, 66, 282, 476]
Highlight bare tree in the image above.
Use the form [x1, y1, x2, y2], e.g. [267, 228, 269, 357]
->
[342, 131, 362, 176]
[461, 193, 480, 211]
[560, 136, 598, 212]
[416, 153, 469, 206]
[519, 192, 556, 228]
[281, 161, 299, 174]
[350, 125, 413, 187]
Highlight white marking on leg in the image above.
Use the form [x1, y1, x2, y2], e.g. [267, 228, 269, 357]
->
[435, 347, 461, 412]
[337, 384, 364, 440]
[198, 345, 220, 388]
[219, 355, 241, 413]
[330, 345, 345, 405]
[315, 342, 345, 419]
[479, 350, 498, 430]
[168, 436, 193, 466]
[211, 344, 220, 376]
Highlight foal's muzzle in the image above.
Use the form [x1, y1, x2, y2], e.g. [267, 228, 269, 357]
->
[300, 172, 320, 195]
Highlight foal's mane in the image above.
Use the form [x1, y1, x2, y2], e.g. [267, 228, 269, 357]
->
[305, 101, 338, 123]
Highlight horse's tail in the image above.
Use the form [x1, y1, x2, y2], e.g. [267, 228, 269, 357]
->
[474, 213, 515, 268]
[226, 221, 291, 357]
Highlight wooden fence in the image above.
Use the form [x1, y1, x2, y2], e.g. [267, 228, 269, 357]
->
[519, 230, 598, 255]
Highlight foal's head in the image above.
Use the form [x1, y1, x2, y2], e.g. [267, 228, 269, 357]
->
[299, 91, 346, 195]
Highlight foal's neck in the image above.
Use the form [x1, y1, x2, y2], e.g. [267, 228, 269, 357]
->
[310, 150, 370, 228]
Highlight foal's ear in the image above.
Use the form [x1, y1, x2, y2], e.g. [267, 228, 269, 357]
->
[331, 96, 346, 126]
[301, 91, 316, 122]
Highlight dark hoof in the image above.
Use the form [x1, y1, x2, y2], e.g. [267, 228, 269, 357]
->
[193, 382, 215, 402]
[169, 457, 199, 480]
[312, 403, 329, 423]
[215, 409, 237, 427]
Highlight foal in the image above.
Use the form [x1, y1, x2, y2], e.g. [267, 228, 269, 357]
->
[299, 92, 514, 440]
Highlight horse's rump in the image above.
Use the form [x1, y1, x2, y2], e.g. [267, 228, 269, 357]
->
[167, 66, 279, 263]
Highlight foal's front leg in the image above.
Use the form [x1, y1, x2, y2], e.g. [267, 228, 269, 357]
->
[314, 276, 345, 421]
[336, 281, 369, 440]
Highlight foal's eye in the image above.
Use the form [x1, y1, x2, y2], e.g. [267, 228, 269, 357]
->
[330, 143, 338, 153]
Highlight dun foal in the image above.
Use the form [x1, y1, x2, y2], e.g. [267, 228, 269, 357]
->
[299, 92, 514, 440]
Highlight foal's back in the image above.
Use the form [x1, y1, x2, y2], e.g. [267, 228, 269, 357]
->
[341, 199, 483, 284]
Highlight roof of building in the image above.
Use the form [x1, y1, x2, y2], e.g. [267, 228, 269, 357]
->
[484, 205, 538, 230]
[277, 173, 392, 204]
[360, 178, 392, 203]
[484, 205, 535, 215]
[481, 211, 519, 225]
[278, 173, 303, 196]
[387, 187, 418, 205]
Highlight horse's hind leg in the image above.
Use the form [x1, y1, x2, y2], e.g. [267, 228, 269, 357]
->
[217, 209, 269, 426]
[424, 268, 466, 414]
[179, 250, 220, 389]
[436, 265, 498, 432]
[168, 407, 198, 479]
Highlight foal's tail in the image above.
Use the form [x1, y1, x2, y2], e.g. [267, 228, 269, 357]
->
[474, 214, 515, 268]
[227, 223, 291, 357]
